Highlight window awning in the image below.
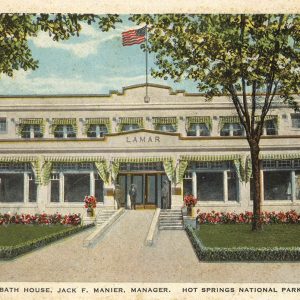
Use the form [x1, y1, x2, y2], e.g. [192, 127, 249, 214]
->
[84, 118, 111, 133]
[186, 116, 212, 130]
[17, 118, 45, 135]
[219, 115, 278, 129]
[111, 156, 175, 182]
[51, 118, 77, 133]
[117, 117, 144, 132]
[176, 154, 246, 184]
[41, 156, 108, 185]
[152, 117, 178, 130]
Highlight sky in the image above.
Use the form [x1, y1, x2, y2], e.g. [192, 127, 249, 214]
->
[0, 15, 199, 95]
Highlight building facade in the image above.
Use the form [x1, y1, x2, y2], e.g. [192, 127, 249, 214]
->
[0, 83, 300, 215]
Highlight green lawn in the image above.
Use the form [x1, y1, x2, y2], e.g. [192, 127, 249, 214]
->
[0, 224, 75, 247]
[196, 224, 300, 248]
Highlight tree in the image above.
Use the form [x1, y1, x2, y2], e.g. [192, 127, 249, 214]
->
[130, 14, 300, 230]
[0, 13, 122, 77]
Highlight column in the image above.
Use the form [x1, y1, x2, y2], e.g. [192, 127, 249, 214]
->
[103, 180, 115, 208]
[157, 174, 162, 208]
[178, 117, 186, 136]
[59, 172, 64, 203]
[126, 174, 131, 209]
[260, 163, 264, 204]
[8, 118, 17, 137]
[239, 181, 250, 211]
[24, 173, 29, 203]
[37, 184, 48, 212]
[192, 171, 197, 198]
[211, 117, 219, 136]
[77, 119, 84, 138]
[291, 171, 296, 202]
[195, 124, 201, 137]
[44, 119, 51, 138]
[223, 171, 228, 202]
[90, 172, 95, 196]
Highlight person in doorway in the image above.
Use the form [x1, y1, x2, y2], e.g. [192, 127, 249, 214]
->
[114, 184, 123, 209]
[161, 179, 170, 209]
[129, 184, 137, 210]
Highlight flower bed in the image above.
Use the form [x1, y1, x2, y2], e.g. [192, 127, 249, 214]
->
[0, 213, 81, 226]
[0, 223, 94, 260]
[185, 225, 300, 261]
[196, 210, 300, 224]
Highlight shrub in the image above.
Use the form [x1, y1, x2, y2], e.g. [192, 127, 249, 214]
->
[196, 210, 300, 225]
[185, 225, 300, 261]
[0, 213, 81, 226]
[0, 224, 94, 259]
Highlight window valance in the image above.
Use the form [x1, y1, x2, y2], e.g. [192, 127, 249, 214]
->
[111, 156, 175, 182]
[17, 118, 45, 135]
[117, 117, 144, 132]
[51, 118, 77, 133]
[176, 154, 246, 184]
[186, 116, 212, 130]
[84, 118, 111, 134]
[41, 156, 108, 185]
[0, 156, 41, 184]
[219, 115, 278, 129]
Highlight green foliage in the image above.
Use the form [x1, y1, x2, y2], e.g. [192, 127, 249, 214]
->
[195, 224, 300, 248]
[186, 225, 300, 261]
[0, 224, 94, 259]
[130, 14, 300, 139]
[0, 13, 122, 78]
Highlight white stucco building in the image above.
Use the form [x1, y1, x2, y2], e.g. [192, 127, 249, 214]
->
[0, 83, 300, 215]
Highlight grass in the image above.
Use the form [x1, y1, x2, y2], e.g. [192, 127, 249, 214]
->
[196, 224, 300, 248]
[0, 224, 76, 247]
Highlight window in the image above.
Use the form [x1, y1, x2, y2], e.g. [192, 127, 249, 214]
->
[264, 171, 291, 200]
[118, 117, 143, 132]
[0, 174, 24, 202]
[220, 123, 244, 136]
[291, 114, 300, 128]
[54, 125, 76, 138]
[156, 124, 176, 132]
[95, 174, 104, 202]
[87, 124, 108, 137]
[64, 174, 90, 202]
[50, 174, 60, 203]
[49, 165, 104, 203]
[21, 124, 43, 139]
[197, 172, 223, 201]
[28, 173, 37, 202]
[0, 118, 6, 133]
[187, 123, 210, 136]
[295, 171, 300, 200]
[121, 124, 140, 132]
[228, 171, 238, 201]
[119, 162, 164, 172]
[264, 119, 277, 135]
[153, 117, 177, 132]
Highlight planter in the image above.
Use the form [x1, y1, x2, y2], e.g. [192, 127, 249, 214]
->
[86, 207, 94, 217]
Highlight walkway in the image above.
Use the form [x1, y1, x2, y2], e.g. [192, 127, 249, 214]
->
[0, 210, 300, 282]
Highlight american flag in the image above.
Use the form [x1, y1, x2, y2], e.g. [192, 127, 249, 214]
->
[122, 26, 146, 46]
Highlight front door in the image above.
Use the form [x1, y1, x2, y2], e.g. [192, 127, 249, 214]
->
[117, 174, 159, 208]
[132, 175, 144, 206]
[145, 174, 157, 208]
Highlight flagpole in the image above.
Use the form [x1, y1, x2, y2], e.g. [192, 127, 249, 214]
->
[144, 25, 150, 103]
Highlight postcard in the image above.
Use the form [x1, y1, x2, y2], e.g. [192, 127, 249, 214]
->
[0, 1, 300, 300]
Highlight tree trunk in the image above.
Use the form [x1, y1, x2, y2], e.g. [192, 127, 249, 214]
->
[250, 142, 263, 231]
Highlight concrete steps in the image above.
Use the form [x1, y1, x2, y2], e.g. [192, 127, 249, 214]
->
[96, 209, 117, 226]
[159, 209, 184, 230]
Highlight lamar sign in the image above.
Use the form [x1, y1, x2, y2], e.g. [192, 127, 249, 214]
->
[126, 135, 161, 144]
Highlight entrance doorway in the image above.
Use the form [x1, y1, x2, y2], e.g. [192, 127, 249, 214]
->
[117, 173, 170, 209]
